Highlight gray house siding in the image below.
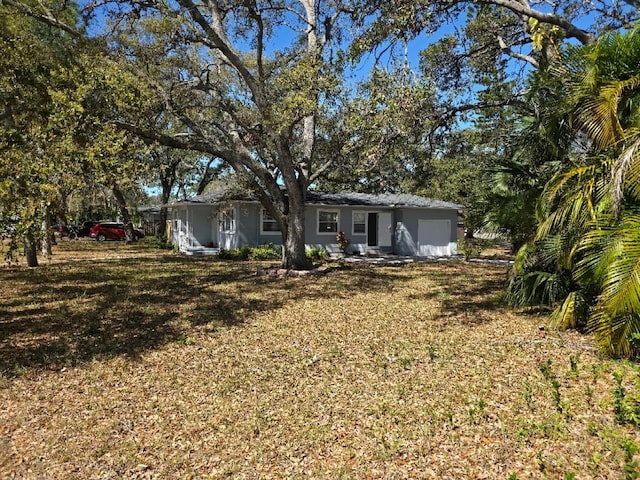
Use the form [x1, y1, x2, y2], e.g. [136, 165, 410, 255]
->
[169, 204, 217, 249]
[302, 205, 395, 254]
[167, 191, 461, 257]
[232, 203, 284, 246]
[225, 204, 398, 254]
[236, 203, 257, 247]
[254, 204, 284, 245]
[394, 208, 458, 256]
[304, 205, 344, 253]
[190, 205, 216, 246]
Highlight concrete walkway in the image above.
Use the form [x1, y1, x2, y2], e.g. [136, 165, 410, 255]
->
[333, 254, 513, 266]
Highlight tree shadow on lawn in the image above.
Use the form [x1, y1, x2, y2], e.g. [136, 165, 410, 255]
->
[0, 256, 406, 377]
[404, 261, 511, 325]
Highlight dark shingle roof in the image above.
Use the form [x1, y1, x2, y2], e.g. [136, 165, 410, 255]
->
[169, 189, 461, 210]
[167, 190, 253, 205]
[306, 191, 461, 209]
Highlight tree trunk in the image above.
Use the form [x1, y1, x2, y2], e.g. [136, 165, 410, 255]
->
[24, 231, 39, 267]
[159, 207, 168, 240]
[111, 184, 135, 242]
[56, 190, 69, 233]
[41, 206, 53, 257]
[281, 197, 312, 270]
[159, 176, 172, 240]
[41, 213, 53, 258]
[277, 0, 317, 271]
[196, 157, 217, 195]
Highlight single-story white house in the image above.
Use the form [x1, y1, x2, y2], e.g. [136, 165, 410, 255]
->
[166, 190, 462, 257]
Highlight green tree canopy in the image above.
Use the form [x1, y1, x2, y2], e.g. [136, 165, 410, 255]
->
[0, 3, 80, 265]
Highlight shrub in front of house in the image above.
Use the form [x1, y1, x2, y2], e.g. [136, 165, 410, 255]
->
[248, 243, 281, 260]
[336, 231, 350, 252]
[218, 244, 280, 261]
[218, 246, 248, 260]
[149, 234, 174, 250]
[306, 247, 329, 262]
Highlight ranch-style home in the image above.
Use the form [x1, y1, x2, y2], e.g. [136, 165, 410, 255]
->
[166, 190, 462, 257]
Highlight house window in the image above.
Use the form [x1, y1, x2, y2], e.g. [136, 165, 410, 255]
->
[219, 207, 235, 233]
[317, 210, 338, 234]
[261, 209, 280, 234]
[352, 212, 366, 235]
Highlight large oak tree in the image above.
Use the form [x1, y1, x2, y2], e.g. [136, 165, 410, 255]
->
[49, 0, 347, 269]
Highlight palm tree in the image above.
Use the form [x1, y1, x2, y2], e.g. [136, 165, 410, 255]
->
[509, 29, 640, 356]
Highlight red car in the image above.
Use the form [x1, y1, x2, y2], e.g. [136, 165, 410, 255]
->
[89, 222, 145, 241]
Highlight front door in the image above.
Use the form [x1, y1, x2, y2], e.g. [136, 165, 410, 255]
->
[218, 206, 237, 250]
[367, 213, 378, 247]
[366, 212, 392, 248]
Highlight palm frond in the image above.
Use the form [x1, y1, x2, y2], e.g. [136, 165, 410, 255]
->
[576, 224, 618, 285]
[512, 241, 536, 275]
[574, 90, 624, 149]
[506, 269, 572, 308]
[588, 308, 640, 357]
[597, 215, 640, 318]
[549, 291, 578, 330]
[577, 212, 640, 356]
[537, 181, 599, 241]
[542, 163, 597, 203]
[614, 136, 640, 208]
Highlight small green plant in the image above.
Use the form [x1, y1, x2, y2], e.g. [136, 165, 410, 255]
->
[536, 450, 546, 472]
[569, 354, 579, 373]
[621, 436, 639, 480]
[219, 245, 277, 260]
[177, 333, 195, 346]
[306, 246, 329, 262]
[217, 248, 234, 260]
[539, 358, 554, 381]
[238, 245, 251, 259]
[612, 371, 640, 427]
[551, 379, 563, 413]
[614, 371, 628, 424]
[468, 399, 487, 422]
[397, 354, 414, 370]
[538, 359, 568, 415]
[426, 345, 437, 361]
[457, 238, 482, 261]
[522, 381, 535, 410]
[584, 384, 594, 406]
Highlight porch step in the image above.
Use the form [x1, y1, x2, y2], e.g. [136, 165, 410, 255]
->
[184, 247, 220, 256]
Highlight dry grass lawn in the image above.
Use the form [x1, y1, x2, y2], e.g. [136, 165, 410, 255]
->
[1, 240, 639, 479]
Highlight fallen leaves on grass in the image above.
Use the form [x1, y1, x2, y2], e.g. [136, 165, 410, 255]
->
[1, 243, 639, 478]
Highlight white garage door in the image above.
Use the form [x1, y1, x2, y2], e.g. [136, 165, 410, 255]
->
[418, 219, 451, 256]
